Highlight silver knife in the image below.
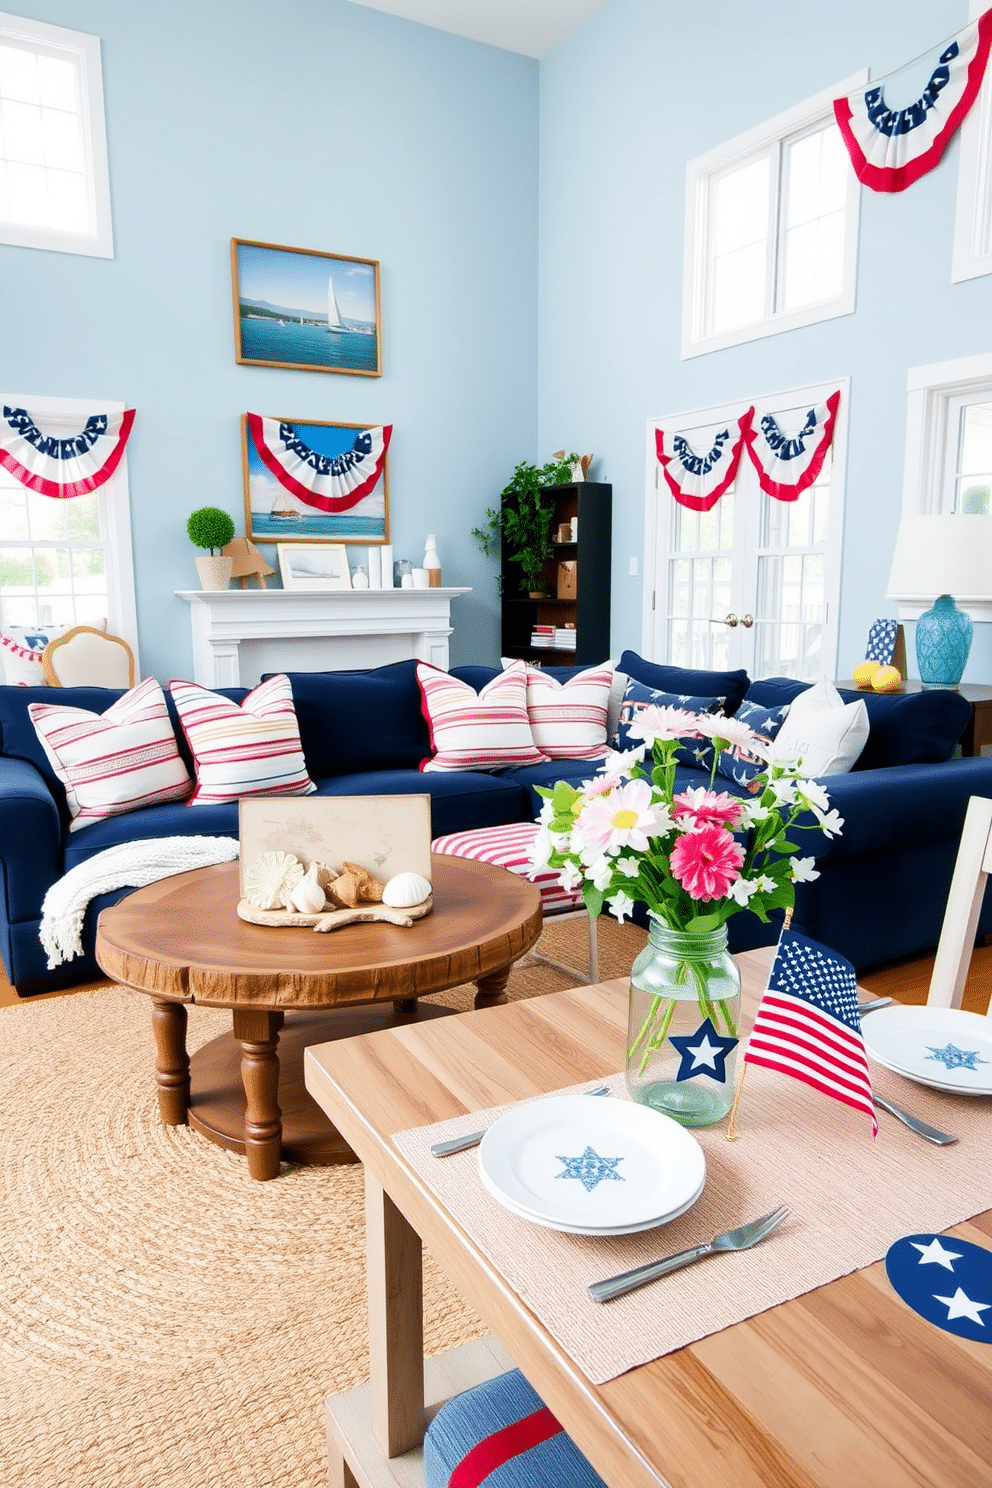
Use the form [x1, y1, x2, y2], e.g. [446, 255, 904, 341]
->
[873, 1093, 957, 1145]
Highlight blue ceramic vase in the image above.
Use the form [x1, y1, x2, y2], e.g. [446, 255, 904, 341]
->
[915, 594, 972, 689]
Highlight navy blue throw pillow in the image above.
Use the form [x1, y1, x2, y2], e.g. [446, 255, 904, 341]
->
[616, 678, 726, 768]
[714, 699, 790, 787]
[618, 650, 750, 716]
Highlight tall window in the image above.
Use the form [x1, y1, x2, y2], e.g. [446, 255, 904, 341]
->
[0, 11, 113, 257]
[682, 76, 862, 358]
[903, 353, 992, 518]
[0, 394, 136, 645]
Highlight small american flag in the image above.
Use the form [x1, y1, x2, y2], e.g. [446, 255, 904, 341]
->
[745, 930, 877, 1137]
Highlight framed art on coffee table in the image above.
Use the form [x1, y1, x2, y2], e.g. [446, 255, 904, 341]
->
[242, 413, 391, 544]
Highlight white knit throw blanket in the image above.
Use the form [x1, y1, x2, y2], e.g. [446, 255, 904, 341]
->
[39, 835, 240, 968]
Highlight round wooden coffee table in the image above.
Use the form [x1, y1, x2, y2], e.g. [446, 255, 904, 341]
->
[96, 855, 541, 1180]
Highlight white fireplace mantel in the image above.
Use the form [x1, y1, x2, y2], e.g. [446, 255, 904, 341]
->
[176, 587, 471, 688]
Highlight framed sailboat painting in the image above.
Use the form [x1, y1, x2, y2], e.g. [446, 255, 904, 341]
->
[231, 238, 381, 377]
[241, 413, 391, 544]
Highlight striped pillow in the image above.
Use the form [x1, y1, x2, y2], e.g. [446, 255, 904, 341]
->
[170, 674, 316, 805]
[524, 664, 613, 759]
[28, 678, 192, 831]
[417, 661, 548, 772]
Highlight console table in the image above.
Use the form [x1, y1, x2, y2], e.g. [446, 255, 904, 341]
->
[175, 587, 470, 687]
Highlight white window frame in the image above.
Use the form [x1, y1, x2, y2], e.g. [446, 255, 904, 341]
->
[0, 391, 138, 660]
[681, 72, 864, 360]
[899, 351, 992, 621]
[951, 0, 992, 283]
[0, 11, 113, 258]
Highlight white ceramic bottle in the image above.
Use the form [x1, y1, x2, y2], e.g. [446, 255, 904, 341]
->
[423, 534, 442, 588]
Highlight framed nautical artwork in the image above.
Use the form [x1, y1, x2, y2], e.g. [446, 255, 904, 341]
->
[277, 544, 352, 590]
[241, 413, 391, 545]
[230, 238, 381, 377]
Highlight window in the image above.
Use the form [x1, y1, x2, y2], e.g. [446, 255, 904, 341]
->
[682, 75, 863, 358]
[952, 0, 992, 282]
[903, 352, 992, 517]
[0, 11, 113, 257]
[0, 393, 137, 651]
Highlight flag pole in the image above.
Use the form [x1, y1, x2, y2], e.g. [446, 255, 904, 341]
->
[725, 906, 793, 1142]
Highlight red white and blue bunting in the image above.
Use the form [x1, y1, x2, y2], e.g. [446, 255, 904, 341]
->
[247, 414, 391, 513]
[654, 413, 750, 512]
[833, 8, 992, 193]
[743, 391, 840, 503]
[0, 406, 135, 498]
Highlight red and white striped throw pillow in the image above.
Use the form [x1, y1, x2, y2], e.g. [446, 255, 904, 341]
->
[28, 678, 192, 831]
[417, 661, 548, 772]
[169, 674, 316, 805]
[523, 664, 614, 759]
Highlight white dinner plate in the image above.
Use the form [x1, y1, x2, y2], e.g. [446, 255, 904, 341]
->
[478, 1160, 706, 1235]
[478, 1094, 706, 1231]
[862, 1005, 992, 1095]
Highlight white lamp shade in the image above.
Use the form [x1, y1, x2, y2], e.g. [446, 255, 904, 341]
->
[886, 515, 992, 603]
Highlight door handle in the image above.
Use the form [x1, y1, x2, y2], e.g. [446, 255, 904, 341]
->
[711, 613, 738, 628]
[740, 614, 754, 628]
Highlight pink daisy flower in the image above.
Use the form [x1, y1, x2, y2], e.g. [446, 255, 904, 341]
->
[572, 777, 660, 856]
[624, 704, 703, 745]
[672, 786, 744, 831]
[693, 713, 758, 751]
[669, 822, 745, 901]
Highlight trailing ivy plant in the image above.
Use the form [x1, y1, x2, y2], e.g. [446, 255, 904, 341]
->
[471, 452, 579, 594]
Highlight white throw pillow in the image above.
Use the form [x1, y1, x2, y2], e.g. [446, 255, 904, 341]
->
[773, 678, 869, 776]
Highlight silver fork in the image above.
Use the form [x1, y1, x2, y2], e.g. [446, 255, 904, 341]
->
[588, 1204, 790, 1304]
[430, 1085, 611, 1157]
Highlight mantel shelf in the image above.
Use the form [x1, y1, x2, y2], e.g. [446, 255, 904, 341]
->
[175, 587, 471, 687]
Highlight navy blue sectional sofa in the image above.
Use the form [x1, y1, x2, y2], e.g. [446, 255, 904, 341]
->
[1, 652, 990, 994]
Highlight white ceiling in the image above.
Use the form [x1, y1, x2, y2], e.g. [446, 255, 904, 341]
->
[346, 0, 609, 58]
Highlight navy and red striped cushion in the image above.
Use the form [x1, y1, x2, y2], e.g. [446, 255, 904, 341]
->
[424, 1370, 606, 1488]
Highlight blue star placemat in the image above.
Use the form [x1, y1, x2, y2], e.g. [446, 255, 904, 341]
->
[885, 1233, 992, 1342]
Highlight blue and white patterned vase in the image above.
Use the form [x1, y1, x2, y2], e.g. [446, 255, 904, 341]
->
[626, 922, 741, 1128]
[915, 594, 972, 689]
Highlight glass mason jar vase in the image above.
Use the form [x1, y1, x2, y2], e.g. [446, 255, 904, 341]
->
[626, 922, 741, 1128]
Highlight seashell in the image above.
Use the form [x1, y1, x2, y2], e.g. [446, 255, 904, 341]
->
[288, 862, 327, 915]
[381, 871, 432, 909]
[245, 851, 304, 910]
[342, 861, 384, 902]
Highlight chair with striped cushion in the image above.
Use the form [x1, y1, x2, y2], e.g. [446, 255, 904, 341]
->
[424, 1369, 607, 1488]
[431, 820, 598, 984]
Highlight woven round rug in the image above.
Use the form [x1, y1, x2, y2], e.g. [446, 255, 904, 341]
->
[0, 917, 644, 1488]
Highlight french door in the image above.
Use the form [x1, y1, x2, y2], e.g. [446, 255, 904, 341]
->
[642, 379, 847, 681]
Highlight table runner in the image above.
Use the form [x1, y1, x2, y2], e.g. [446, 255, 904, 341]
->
[393, 1065, 991, 1384]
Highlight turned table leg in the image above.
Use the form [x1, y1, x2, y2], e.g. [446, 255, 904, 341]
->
[474, 965, 510, 1009]
[151, 998, 190, 1124]
[233, 1007, 285, 1181]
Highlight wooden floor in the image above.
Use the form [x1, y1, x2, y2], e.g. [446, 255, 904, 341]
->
[3, 943, 990, 1012]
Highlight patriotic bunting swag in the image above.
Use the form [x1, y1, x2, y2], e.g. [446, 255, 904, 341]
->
[247, 414, 392, 513]
[742, 390, 840, 503]
[0, 406, 136, 499]
[654, 413, 750, 512]
[833, 8, 992, 193]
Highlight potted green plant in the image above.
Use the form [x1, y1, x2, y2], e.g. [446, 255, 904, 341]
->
[472, 452, 578, 595]
[187, 506, 236, 590]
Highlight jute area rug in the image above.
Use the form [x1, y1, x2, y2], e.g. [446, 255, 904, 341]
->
[0, 916, 645, 1488]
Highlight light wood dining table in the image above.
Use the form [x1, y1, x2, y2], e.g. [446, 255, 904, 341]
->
[304, 946, 992, 1488]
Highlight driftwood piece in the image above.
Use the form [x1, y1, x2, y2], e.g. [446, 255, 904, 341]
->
[236, 896, 433, 933]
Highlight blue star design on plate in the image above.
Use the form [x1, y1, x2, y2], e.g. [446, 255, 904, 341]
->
[669, 1016, 739, 1084]
[554, 1146, 625, 1192]
[925, 1041, 989, 1072]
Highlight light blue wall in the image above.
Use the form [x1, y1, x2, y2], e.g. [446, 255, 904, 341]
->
[538, 0, 992, 682]
[0, 0, 539, 678]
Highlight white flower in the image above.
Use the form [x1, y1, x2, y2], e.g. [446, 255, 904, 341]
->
[754, 874, 776, 892]
[608, 890, 636, 924]
[752, 736, 802, 769]
[767, 776, 798, 806]
[726, 876, 760, 905]
[625, 705, 699, 744]
[536, 798, 556, 826]
[528, 826, 556, 870]
[813, 807, 844, 839]
[558, 859, 584, 891]
[694, 713, 757, 749]
[790, 855, 820, 883]
[586, 855, 615, 891]
[796, 779, 830, 813]
[598, 745, 647, 779]
[615, 854, 640, 878]
[737, 800, 772, 827]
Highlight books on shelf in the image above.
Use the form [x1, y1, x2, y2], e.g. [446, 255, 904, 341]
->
[530, 623, 555, 648]
[553, 627, 577, 649]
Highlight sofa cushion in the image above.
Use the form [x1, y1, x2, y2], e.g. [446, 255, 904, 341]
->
[615, 677, 726, 769]
[313, 768, 530, 836]
[498, 659, 627, 747]
[417, 661, 548, 772]
[714, 698, 790, 787]
[61, 797, 241, 867]
[522, 663, 613, 759]
[170, 674, 316, 804]
[272, 661, 431, 777]
[28, 679, 193, 832]
[618, 649, 750, 716]
[773, 678, 870, 776]
[744, 677, 971, 769]
[0, 684, 127, 812]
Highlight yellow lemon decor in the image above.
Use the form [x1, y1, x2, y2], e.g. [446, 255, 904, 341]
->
[871, 665, 903, 693]
[852, 661, 882, 689]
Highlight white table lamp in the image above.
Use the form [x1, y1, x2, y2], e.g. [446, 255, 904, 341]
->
[886, 515, 992, 688]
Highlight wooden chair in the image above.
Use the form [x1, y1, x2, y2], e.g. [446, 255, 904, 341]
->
[42, 625, 136, 689]
[927, 793, 992, 1015]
